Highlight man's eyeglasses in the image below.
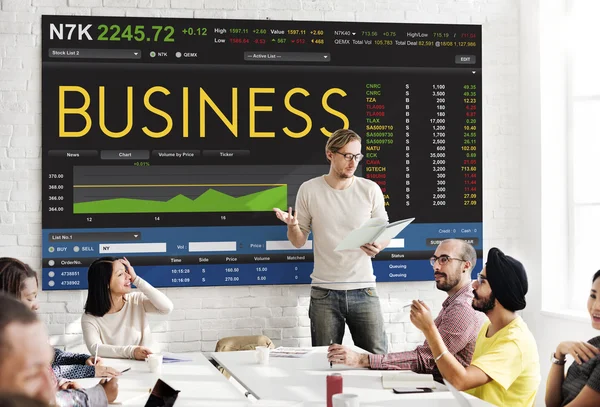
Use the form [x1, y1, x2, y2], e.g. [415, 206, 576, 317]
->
[429, 255, 466, 267]
[476, 273, 487, 284]
[335, 152, 364, 162]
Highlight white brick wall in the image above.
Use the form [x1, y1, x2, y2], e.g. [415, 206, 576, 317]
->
[0, 0, 520, 354]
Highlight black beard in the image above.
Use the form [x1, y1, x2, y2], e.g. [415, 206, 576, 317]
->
[435, 273, 460, 292]
[473, 291, 496, 313]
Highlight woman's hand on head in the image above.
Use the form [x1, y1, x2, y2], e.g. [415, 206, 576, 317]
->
[120, 257, 137, 281]
[556, 341, 600, 365]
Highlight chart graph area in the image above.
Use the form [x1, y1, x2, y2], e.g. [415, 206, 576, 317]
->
[73, 165, 329, 214]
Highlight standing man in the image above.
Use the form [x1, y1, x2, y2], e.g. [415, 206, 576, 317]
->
[410, 248, 540, 407]
[328, 239, 485, 381]
[274, 128, 389, 353]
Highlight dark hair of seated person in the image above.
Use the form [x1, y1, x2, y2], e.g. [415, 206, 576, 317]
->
[594, 270, 600, 283]
[84, 256, 120, 317]
[0, 293, 38, 359]
[0, 257, 37, 298]
[0, 393, 48, 407]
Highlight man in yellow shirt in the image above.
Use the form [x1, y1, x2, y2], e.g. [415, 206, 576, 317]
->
[410, 247, 540, 407]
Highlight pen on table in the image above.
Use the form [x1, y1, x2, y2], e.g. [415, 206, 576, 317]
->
[121, 367, 131, 373]
[329, 339, 333, 368]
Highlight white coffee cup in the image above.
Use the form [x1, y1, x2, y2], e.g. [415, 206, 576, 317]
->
[146, 354, 163, 373]
[255, 346, 270, 365]
[332, 393, 359, 407]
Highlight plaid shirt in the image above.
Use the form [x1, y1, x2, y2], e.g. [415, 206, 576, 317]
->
[370, 284, 485, 377]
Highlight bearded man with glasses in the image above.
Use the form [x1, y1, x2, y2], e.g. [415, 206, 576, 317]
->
[274, 128, 389, 354]
[327, 239, 485, 381]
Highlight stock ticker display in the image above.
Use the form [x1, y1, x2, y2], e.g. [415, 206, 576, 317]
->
[41, 15, 482, 290]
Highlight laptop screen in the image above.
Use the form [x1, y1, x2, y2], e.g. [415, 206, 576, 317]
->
[144, 379, 180, 407]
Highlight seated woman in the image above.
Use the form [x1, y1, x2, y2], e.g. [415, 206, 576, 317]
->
[545, 270, 600, 406]
[0, 257, 120, 380]
[82, 257, 173, 360]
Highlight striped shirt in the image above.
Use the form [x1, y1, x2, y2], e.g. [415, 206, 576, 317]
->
[561, 335, 600, 406]
[369, 283, 485, 378]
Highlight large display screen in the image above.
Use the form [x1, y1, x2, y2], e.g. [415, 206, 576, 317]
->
[41, 16, 482, 290]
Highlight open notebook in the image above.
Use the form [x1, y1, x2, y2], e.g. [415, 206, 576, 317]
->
[381, 371, 437, 390]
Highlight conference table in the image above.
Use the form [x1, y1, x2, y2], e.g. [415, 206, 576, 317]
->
[211, 347, 496, 407]
[72, 348, 495, 406]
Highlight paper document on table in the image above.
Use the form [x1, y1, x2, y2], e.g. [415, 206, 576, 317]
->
[162, 353, 193, 363]
[335, 217, 415, 251]
[270, 347, 315, 358]
[382, 371, 437, 389]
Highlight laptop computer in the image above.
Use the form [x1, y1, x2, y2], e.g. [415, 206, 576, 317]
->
[443, 379, 472, 407]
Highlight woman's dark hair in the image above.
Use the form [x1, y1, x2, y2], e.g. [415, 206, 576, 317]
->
[0, 257, 37, 299]
[84, 257, 119, 317]
[593, 270, 600, 283]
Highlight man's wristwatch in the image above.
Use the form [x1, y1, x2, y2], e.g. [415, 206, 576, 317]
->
[551, 352, 566, 365]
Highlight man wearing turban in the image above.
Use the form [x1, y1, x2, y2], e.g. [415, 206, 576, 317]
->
[409, 247, 541, 407]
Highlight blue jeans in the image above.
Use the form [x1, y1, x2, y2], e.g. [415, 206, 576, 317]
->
[308, 286, 387, 354]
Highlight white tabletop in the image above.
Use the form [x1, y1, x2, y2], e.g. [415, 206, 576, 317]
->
[211, 347, 495, 407]
[74, 352, 248, 406]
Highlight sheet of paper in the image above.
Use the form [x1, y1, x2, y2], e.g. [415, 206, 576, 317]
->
[162, 353, 193, 363]
[334, 225, 383, 251]
[269, 347, 315, 358]
[335, 217, 414, 251]
[374, 217, 415, 243]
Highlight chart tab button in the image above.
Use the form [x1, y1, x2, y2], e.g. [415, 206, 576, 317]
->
[100, 150, 150, 160]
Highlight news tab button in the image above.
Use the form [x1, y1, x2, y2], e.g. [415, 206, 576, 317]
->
[48, 150, 98, 158]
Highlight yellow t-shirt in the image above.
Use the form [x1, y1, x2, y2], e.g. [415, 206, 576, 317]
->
[466, 316, 540, 407]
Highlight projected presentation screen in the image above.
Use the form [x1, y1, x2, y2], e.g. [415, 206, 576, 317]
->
[41, 16, 482, 290]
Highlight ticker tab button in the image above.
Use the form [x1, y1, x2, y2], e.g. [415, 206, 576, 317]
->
[203, 150, 250, 158]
